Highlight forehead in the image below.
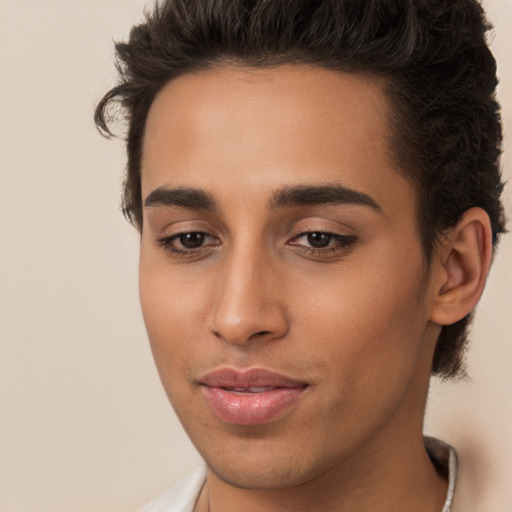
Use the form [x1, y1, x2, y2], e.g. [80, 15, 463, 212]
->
[141, 65, 415, 217]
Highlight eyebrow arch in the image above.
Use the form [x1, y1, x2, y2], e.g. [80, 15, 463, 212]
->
[144, 186, 216, 210]
[269, 184, 382, 212]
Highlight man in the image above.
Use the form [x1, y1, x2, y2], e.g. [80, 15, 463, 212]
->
[95, 1, 505, 510]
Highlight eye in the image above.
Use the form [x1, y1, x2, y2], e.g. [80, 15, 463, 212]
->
[305, 232, 336, 248]
[178, 232, 207, 249]
[157, 231, 219, 255]
[290, 231, 357, 253]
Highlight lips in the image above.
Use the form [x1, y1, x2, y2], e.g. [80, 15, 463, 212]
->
[199, 368, 308, 426]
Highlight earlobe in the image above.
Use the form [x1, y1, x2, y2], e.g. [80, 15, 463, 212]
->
[429, 208, 493, 326]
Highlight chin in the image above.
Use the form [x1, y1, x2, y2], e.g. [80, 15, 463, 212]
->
[199, 435, 337, 491]
[207, 459, 312, 490]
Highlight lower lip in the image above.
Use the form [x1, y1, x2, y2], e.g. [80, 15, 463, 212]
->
[202, 386, 306, 426]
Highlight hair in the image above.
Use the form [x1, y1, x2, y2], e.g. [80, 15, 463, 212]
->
[95, 0, 506, 379]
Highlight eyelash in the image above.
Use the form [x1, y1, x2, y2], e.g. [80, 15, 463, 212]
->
[156, 231, 357, 258]
[157, 232, 219, 257]
[290, 232, 357, 255]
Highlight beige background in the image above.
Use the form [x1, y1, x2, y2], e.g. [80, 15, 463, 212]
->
[0, 1, 510, 510]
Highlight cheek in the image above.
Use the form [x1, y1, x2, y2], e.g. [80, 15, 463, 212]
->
[138, 255, 210, 381]
[289, 249, 429, 397]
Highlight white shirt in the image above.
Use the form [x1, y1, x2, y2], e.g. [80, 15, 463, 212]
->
[139, 438, 457, 512]
[139, 466, 207, 512]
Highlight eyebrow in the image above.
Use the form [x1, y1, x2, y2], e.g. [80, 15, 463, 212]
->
[144, 186, 216, 210]
[143, 184, 382, 212]
[269, 184, 382, 212]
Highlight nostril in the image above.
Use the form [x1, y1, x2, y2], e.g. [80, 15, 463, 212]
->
[212, 329, 274, 343]
[208, 300, 289, 345]
[249, 330, 272, 340]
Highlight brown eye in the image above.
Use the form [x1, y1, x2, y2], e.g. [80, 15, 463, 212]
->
[157, 231, 220, 256]
[307, 232, 333, 248]
[179, 232, 206, 249]
[288, 231, 357, 255]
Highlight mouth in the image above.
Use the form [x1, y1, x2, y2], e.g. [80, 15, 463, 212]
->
[221, 386, 282, 394]
[198, 368, 308, 426]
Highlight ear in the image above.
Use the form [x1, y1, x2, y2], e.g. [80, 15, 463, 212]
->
[429, 207, 493, 326]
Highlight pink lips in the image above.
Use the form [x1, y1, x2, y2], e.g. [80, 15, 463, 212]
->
[199, 368, 308, 426]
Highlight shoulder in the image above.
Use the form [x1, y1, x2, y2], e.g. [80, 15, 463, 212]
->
[138, 466, 207, 512]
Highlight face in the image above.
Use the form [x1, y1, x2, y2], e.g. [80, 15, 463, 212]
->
[139, 66, 441, 489]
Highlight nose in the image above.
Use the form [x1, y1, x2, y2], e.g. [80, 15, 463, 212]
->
[207, 244, 289, 346]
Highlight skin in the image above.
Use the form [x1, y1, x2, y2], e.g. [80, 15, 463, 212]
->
[138, 65, 491, 512]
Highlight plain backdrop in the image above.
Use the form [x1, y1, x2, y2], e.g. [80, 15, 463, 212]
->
[0, 1, 511, 510]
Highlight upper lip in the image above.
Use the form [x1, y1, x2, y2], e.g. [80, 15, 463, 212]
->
[198, 367, 308, 389]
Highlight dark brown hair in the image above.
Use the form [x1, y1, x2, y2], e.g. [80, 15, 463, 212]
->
[95, 0, 506, 379]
